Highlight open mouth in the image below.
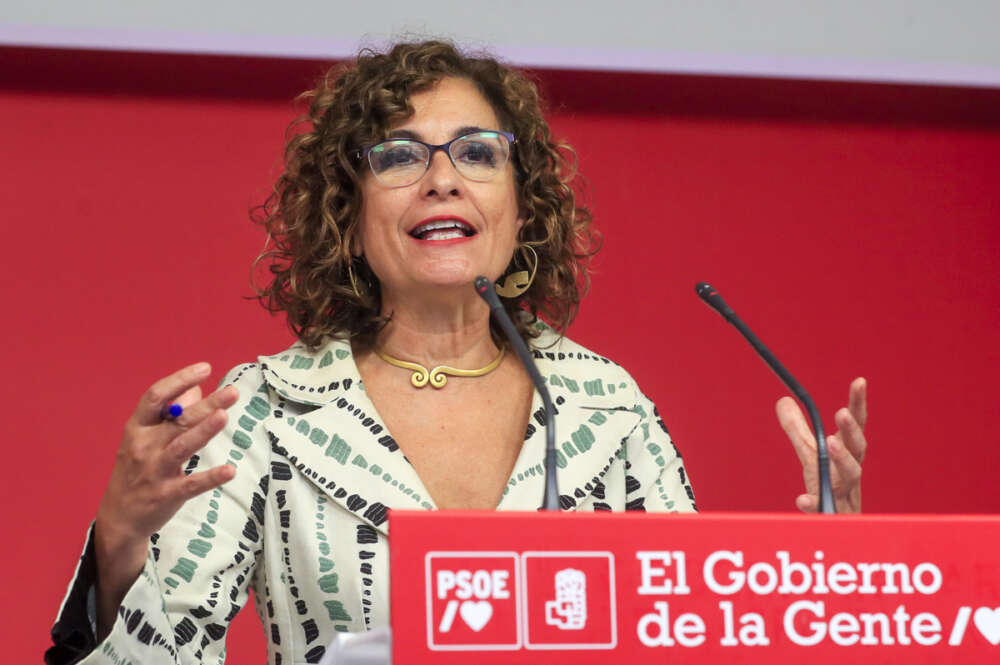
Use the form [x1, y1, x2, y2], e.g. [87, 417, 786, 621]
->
[409, 219, 477, 241]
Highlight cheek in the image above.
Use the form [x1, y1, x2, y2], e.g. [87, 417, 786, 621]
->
[490, 181, 523, 233]
[356, 216, 391, 278]
[358, 190, 403, 253]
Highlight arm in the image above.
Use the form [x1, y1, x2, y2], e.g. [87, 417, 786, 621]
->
[95, 363, 238, 639]
[47, 363, 272, 664]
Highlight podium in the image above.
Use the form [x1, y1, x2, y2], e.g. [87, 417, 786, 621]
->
[383, 511, 1000, 664]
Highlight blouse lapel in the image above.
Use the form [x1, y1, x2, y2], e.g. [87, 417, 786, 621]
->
[259, 341, 436, 538]
[497, 338, 642, 511]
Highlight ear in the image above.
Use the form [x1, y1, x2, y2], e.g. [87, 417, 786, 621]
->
[347, 227, 364, 258]
[515, 207, 529, 234]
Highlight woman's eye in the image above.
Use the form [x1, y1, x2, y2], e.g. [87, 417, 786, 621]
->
[375, 144, 421, 169]
[456, 141, 496, 165]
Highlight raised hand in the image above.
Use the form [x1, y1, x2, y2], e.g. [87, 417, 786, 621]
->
[776, 378, 867, 514]
[93, 362, 239, 638]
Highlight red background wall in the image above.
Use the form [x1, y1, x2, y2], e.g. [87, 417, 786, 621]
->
[4, 48, 999, 663]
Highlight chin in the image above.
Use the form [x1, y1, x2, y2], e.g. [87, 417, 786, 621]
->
[424, 274, 479, 290]
[417, 259, 487, 286]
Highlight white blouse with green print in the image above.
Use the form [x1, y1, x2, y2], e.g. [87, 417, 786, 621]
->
[51, 324, 696, 665]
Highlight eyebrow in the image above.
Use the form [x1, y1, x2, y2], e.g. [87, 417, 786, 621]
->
[386, 126, 490, 142]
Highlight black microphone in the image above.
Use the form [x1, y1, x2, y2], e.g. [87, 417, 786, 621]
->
[475, 276, 560, 511]
[695, 282, 836, 514]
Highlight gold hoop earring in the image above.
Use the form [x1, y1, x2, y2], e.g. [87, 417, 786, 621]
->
[495, 244, 538, 298]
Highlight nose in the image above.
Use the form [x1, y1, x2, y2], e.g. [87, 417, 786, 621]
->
[420, 147, 462, 198]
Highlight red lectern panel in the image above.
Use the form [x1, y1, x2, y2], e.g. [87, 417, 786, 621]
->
[389, 511, 1000, 664]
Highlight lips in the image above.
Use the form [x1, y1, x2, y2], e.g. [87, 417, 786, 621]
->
[409, 218, 477, 241]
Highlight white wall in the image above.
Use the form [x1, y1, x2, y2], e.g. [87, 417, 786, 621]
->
[3, 0, 999, 87]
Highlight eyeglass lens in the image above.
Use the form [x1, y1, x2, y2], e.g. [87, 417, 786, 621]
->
[368, 132, 511, 187]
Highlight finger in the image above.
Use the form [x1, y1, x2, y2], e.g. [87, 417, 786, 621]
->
[167, 464, 236, 503]
[829, 436, 863, 513]
[159, 409, 229, 472]
[173, 385, 203, 410]
[166, 384, 239, 431]
[834, 407, 867, 464]
[776, 396, 817, 466]
[795, 493, 818, 513]
[135, 363, 212, 426]
[847, 377, 867, 429]
[826, 436, 861, 500]
[827, 431, 863, 487]
[156, 385, 204, 423]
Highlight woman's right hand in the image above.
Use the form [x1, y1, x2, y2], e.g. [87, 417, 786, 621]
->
[93, 362, 239, 639]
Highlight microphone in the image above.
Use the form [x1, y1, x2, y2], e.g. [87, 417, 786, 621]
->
[474, 276, 560, 511]
[695, 282, 836, 514]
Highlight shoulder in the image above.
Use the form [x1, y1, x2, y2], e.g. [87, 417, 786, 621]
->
[219, 361, 265, 391]
[209, 338, 358, 447]
[234, 337, 360, 406]
[528, 322, 642, 404]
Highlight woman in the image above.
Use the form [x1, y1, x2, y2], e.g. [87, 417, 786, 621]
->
[47, 41, 866, 665]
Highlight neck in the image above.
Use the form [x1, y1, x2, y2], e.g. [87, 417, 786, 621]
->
[374, 293, 499, 368]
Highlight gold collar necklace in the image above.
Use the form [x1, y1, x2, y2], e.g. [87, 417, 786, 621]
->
[374, 346, 505, 389]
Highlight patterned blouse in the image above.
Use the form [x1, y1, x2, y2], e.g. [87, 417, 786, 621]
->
[48, 326, 696, 665]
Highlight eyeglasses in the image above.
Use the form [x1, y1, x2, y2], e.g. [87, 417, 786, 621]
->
[360, 130, 515, 188]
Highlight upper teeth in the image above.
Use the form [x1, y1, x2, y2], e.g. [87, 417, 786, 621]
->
[413, 221, 470, 237]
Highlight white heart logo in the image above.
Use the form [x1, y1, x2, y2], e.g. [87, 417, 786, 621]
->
[459, 600, 493, 632]
[974, 607, 1000, 645]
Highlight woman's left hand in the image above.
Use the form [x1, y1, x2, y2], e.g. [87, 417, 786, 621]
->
[776, 377, 867, 514]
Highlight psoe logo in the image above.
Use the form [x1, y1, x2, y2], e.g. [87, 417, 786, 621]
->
[425, 552, 521, 651]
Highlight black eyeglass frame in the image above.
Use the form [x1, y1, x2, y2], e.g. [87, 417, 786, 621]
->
[357, 130, 517, 187]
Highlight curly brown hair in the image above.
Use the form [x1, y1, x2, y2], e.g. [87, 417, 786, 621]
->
[254, 40, 599, 350]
